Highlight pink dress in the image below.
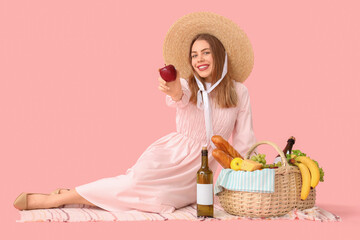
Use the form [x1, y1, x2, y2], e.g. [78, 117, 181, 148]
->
[75, 79, 256, 213]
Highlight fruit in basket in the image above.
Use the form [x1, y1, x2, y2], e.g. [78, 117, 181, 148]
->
[230, 158, 242, 171]
[290, 149, 325, 182]
[294, 162, 311, 200]
[263, 162, 282, 169]
[230, 158, 262, 171]
[251, 154, 282, 168]
[250, 154, 266, 165]
[295, 156, 320, 189]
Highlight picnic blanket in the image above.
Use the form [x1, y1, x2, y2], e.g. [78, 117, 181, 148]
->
[17, 198, 341, 222]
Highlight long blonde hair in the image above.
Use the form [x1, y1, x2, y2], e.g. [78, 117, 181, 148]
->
[188, 34, 238, 108]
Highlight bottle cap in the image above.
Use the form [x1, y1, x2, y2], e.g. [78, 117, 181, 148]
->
[288, 136, 296, 143]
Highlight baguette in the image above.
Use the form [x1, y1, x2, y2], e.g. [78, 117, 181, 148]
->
[211, 135, 244, 159]
[212, 148, 233, 169]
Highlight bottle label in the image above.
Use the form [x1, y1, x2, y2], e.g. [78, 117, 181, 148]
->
[197, 184, 213, 205]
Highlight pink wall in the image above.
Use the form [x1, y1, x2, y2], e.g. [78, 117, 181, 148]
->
[1, 0, 359, 239]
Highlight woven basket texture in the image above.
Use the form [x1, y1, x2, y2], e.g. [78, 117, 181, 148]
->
[218, 141, 316, 218]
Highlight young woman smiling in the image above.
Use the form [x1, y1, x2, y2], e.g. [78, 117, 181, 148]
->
[14, 12, 257, 213]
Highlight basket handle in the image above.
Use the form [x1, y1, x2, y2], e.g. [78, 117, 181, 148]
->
[245, 141, 288, 167]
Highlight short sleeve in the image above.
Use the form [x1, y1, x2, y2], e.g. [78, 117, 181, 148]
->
[166, 78, 191, 108]
[232, 83, 257, 157]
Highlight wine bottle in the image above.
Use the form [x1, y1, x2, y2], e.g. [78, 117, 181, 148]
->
[197, 146, 214, 218]
[275, 136, 296, 161]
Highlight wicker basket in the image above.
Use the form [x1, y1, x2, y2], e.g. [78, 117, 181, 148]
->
[218, 141, 315, 218]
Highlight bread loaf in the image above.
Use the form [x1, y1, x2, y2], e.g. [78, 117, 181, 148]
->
[211, 135, 244, 159]
[212, 149, 232, 169]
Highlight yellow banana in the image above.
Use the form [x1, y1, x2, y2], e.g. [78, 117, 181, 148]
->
[294, 162, 311, 200]
[296, 156, 320, 189]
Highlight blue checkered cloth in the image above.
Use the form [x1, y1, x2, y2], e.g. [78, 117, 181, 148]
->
[214, 168, 275, 195]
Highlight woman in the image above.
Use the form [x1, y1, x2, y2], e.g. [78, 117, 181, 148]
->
[13, 12, 257, 213]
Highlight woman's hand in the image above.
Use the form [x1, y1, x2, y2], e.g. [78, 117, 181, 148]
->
[158, 69, 183, 101]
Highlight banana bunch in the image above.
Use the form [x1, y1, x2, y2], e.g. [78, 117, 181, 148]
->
[291, 155, 320, 201]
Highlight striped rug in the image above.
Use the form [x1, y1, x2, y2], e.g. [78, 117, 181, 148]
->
[17, 203, 341, 222]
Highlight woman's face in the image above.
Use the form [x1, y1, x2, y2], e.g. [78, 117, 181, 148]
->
[191, 39, 214, 82]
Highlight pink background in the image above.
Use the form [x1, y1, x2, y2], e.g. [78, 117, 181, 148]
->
[1, 0, 359, 239]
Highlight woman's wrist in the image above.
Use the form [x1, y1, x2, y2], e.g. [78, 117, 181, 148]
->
[171, 91, 183, 102]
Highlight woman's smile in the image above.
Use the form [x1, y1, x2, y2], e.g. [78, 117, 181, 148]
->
[197, 64, 210, 71]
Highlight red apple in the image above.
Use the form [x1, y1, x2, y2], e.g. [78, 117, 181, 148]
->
[159, 64, 177, 82]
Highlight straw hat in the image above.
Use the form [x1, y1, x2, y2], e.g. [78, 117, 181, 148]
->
[163, 12, 254, 83]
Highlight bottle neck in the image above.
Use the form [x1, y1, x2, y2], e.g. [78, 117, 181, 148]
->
[201, 155, 209, 168]
[277, 137, 296, 157]
[201, 149, 209, 168]
[285, 138, 295, 154]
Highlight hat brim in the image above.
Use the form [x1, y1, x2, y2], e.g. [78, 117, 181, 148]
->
[163, 12, 254, 83]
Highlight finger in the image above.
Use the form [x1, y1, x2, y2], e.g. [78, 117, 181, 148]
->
[159, 80, 166, 86]
[158, 85, 169, 93]
[158, 86, 166, 92]
[158, 77, 166, 85]
[159, 82, 170, 90]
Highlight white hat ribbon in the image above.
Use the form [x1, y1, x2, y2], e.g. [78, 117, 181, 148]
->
[195, 53, 228, 147]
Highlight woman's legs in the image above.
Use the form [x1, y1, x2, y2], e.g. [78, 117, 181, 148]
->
[26, 189, 96, 209]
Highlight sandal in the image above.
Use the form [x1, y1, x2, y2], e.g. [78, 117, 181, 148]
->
[51, 188, 70, 194]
